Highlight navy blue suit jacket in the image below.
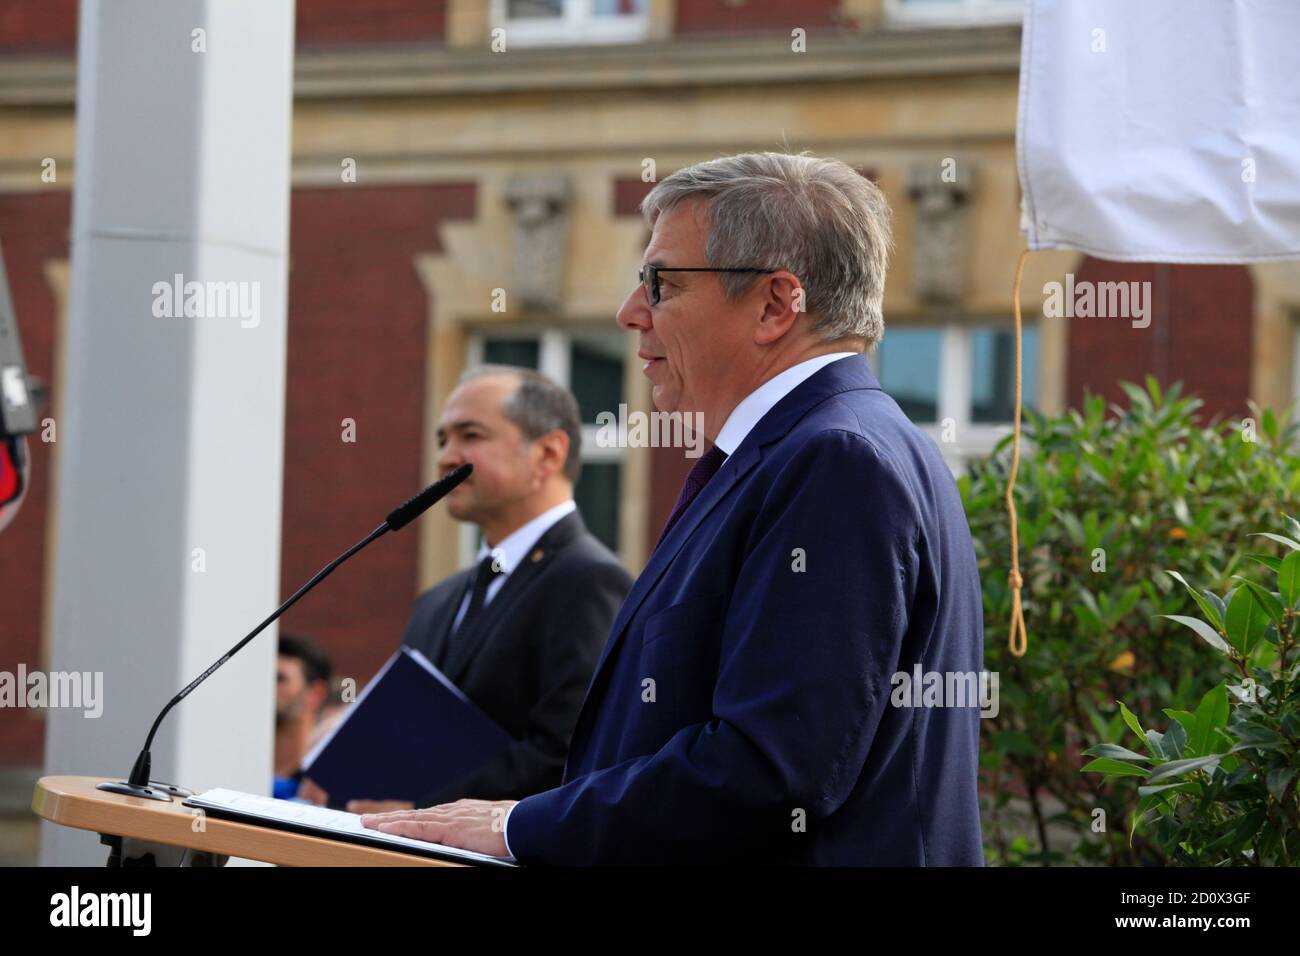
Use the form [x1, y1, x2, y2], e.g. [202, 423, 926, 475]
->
[508, 354, 985, 865]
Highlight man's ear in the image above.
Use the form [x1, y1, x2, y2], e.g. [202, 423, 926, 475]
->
[534, 430, 571, 483]
[753, 271, 803, 346]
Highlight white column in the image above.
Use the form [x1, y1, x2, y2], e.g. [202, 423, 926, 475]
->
[41, 0, 296, 865]
[937, 323, 971, 473]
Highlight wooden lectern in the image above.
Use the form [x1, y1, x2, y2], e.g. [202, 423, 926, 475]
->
[33, 776, 464, 867]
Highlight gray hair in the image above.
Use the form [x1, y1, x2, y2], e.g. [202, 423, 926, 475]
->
[459, 364, 582, 484]
[640, 150, 893, 348]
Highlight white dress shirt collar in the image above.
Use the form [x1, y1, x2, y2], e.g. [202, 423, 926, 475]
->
[712, 352, 858, 455]
[476, 498, 577, 575]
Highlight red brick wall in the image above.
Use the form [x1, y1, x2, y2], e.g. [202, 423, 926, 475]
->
[0, 0, 449, 54]
[674, 0, 851, 35]
[1065, 258, 1254, 423]
[0, 0, 78, 54]
[296, 0, 447, 49]
[0, 192, 70, 767]
[0, 0, 859, 55]
[279, 184, 474, 691]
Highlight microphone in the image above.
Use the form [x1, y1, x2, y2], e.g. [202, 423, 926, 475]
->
[98, 463, 473, 803]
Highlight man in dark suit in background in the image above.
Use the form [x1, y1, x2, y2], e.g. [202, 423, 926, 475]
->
[302, 366, 632, 813]
[363, 151, 986, 865]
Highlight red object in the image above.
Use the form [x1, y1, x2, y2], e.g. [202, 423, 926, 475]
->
[0, 443, 18, 503]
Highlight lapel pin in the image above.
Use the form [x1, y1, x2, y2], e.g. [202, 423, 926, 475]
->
[531, 549, 544, 563]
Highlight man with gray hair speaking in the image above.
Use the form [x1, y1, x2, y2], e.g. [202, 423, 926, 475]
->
[363, 151, 986, 865]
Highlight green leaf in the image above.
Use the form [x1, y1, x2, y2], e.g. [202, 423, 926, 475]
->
[1161, 614, 1233, 656]
[1162, 719, 1187, 759]
[1163, 708, 1197, 741]
[1081, 757, 1149, 778]
[1246, 552, 1282, 574]
[1266, 768, 1296, 802]
[1232, 576, 1285, 629]
[1145, 754, 1222, 783]
[1283, 514, 1300, 541]
[1117, 700, 1145, 742]
[1201, 588, 1227, 625]
[1249, 532, 1300, 552]
[1279, 551, 1300, 608]
[1165, 570, 1224, 630]
[1228, 808, 1266, 849]
[1082, 743, 1151, 762]
[1138, 782, 1198, 797]
[1144, 730, 1167, 760]
[1119, 381, 1153, 412]
[1189, 684, 1228, 758]
[1262, 408, 1279, 442]
[1224, 587, 1270, 655]
[1230, 725, 1286, 752]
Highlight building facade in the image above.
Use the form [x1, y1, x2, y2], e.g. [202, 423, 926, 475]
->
[1, 0, 1297, 810]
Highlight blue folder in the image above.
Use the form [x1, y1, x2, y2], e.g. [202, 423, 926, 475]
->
[301, 646, 512, 807]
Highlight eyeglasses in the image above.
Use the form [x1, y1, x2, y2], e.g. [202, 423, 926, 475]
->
[638, 265, 777, 306]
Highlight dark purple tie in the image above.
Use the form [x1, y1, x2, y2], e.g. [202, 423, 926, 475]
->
[656, 444, 728, 547]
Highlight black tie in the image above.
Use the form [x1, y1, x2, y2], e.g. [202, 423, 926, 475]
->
[656, 444, 729, 548]
[454, 553, 504, 641]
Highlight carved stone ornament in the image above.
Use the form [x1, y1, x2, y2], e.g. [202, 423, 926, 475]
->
[503, 173, 572, 313]
[906, 161, 975, 305]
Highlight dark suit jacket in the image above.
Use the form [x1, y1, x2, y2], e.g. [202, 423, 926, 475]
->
[507, 354, 986, 864]
[400, 510, 632, 808]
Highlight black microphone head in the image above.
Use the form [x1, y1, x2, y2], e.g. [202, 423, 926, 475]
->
[385, 463, 473, 531]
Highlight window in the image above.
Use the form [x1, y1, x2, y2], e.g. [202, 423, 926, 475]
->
[970, 327, 1035, 424]
[467, 327, 627, 559]
[876, 327, 942, 422]
[886, 0, 1024, 27]
[870, 322, 1039, 472]
[495, 0, 649, 46]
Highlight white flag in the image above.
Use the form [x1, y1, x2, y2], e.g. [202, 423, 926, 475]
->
[1017, 0, 1300, 263]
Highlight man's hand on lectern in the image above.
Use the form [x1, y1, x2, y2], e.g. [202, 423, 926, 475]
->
[361, 799, 519, 857]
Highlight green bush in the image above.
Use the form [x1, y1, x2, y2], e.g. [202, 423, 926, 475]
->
[1082, 525, 1300, 865]
[960, 377, 1300, 864]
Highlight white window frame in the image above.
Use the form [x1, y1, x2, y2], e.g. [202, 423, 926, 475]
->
[869, 322, 1035, 474]
[885, 0, 1024, 28]
[492, 0, 650, 47]
[462, 325, 626, 564]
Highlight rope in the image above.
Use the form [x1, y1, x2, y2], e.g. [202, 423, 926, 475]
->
[1005, 247, 1030, 657]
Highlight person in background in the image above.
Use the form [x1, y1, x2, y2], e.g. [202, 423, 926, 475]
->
[300, 366, 633, 814]
[273, 633, 332, 800]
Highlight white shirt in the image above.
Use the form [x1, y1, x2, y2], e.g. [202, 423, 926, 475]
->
[713, 351, 859, 454]
[501, 353, 857, 863]
[451, 499, 576, 631]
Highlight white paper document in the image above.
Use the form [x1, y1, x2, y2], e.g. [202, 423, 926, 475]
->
[185, 788, 517, 867]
